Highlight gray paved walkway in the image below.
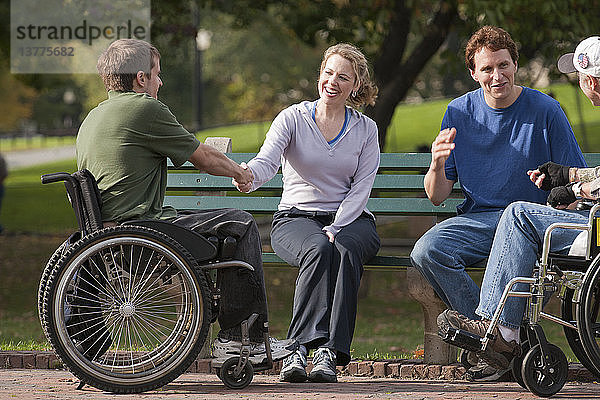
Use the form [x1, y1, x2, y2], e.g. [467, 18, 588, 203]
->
[2, 145, 75, 170]
[1, 369, 598, 400]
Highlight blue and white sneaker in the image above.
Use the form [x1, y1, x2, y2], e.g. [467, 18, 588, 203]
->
[280, 345, 308, 382]
[308, 347, 337, 383]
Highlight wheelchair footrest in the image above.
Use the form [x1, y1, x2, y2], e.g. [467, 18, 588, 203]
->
[440, 327, 483, 353]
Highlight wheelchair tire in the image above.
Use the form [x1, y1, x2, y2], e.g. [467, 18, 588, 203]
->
[576, 257, 600, 375]
[41, 226, 211, 394]
[459, 349, 477, 370]
[521, 343, 568, 397]
[218, 357, 254, 389]
[38, 235, 76, 337]
[510, 340, 529, 389]
[561, 288, 600, 378]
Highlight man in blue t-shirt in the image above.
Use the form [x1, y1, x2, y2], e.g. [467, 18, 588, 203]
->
[410, 26, 586, 381]
[437, 35, 600, 383]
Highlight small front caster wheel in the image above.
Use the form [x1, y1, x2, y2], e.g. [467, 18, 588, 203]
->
[511, 340, 530, 389]
[218, 357, 254, 389]
[459, 349, 478, 370]
[521, 343, 568, 397]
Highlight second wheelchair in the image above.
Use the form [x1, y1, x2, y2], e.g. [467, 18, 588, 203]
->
[442, 203, 600, 397]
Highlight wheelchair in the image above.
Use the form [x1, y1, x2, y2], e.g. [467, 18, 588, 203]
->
[37, 170, 285, 393]
[442, 201, 600, 397]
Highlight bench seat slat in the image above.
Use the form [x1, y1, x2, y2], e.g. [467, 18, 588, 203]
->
[262, 252, 412, 269]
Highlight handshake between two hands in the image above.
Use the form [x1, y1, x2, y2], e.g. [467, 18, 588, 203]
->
[232, 162, 253, 193]
[527, 161, 576, 209]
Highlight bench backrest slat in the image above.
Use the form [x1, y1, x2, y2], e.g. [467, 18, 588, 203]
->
[166, 153, 600, 219]
[167, 173, 462, 192]
[164, 195, 463, 215]
[170, 153, 600, 170]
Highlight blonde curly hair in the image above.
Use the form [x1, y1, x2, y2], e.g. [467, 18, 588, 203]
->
[320, 43, 378, 108]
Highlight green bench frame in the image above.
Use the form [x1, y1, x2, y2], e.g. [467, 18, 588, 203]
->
[165, 149, 600, 363]
[166, 153, 465, 269]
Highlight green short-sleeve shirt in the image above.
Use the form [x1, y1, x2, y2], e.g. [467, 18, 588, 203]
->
[76, 91, 200, 222]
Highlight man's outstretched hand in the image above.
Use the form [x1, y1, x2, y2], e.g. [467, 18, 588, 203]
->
[232, 162, 253, 193]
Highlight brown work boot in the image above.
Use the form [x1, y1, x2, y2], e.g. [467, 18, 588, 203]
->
[437, 309, 520, 370]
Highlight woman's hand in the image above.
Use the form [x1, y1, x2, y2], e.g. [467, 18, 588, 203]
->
[325, 230, 335, 243]
[232, 162, 253, 193]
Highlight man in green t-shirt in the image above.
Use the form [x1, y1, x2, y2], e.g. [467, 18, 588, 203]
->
[77, 39, 295, 363]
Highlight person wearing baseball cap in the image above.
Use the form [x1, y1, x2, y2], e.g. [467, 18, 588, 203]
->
[531, 36, 600, 201]
[557, 36, 600, 106]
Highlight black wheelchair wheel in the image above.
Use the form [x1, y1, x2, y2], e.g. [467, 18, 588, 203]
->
[459, 349, 478, 370]
[521, 343, 568, 397]
[510, 340, 529, 389]
[562, 287, 600, 378]
[42, 226, 211, 394]
[39, 233, 82, 338]
[218, 357, 254, 389]
[38, 236, 73, 336]
[576, 257, 600, 374]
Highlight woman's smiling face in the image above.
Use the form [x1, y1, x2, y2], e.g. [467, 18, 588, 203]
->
[318, 54, 357, 107]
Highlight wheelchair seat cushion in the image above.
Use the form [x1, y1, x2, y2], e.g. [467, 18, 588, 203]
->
[568, 231, 587, 257]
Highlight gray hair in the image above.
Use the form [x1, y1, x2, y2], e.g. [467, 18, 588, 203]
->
[96, 39, 160, 91]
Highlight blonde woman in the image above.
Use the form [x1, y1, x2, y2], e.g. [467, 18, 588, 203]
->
[234, 43, 380, 383]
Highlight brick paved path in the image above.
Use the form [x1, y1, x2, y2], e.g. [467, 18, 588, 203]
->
[0, 369, 598, 400]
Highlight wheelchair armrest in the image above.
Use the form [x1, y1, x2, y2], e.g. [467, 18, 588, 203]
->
[576, 199, 599, 210]
[547, 252, 589, 271]
[124, 220, 218, 262]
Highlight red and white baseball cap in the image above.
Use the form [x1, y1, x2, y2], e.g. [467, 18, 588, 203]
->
[557, 36, 600, 77]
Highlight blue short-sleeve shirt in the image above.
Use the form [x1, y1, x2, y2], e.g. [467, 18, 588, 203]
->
[443, 87, 586, 214]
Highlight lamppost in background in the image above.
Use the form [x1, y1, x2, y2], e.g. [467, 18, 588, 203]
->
[62, 89, 76, 129]
[195, 28, 212, 131]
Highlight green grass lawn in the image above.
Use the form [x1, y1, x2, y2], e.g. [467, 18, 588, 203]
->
[0, 136, 75, 152]
[1, 159, 78, 233]
[384, 82, 600, 152]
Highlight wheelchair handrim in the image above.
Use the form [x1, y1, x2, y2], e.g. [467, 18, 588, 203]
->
[51, 235, 203, 385]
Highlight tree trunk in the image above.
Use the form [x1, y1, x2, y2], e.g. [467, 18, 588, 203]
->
[366, 0, 460, 150]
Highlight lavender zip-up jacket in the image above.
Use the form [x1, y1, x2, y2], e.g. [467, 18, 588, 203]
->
[247, 101, 380, 237]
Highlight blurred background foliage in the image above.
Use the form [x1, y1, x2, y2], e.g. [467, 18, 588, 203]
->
[0, 0, 599, 147]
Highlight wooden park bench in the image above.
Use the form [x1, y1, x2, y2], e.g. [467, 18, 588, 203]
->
[166, 137, 600, 365]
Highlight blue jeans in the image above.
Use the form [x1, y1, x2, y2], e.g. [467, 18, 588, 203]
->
[476, 201, 588, 328]
[410, 210, 504, 319]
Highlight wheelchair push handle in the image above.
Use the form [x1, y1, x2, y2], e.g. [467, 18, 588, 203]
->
[41, 172, 74, 185]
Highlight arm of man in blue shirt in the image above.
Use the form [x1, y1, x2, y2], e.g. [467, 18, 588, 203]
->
[425, 127, 457, 205]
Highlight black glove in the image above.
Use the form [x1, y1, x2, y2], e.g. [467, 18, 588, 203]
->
[547, 185, 576, 208]
[537, 161, 570, 190]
